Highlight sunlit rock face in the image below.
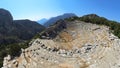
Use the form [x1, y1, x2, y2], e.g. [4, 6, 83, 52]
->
[2, 20, 120, 68]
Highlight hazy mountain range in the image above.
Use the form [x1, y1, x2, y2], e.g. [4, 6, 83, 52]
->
[37, 18, 47, 25]
[0, 8, 77, 45]
[37, 13, 77, 27]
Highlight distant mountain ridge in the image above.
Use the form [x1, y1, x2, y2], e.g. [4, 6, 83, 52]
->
[43, 13, 77, 27]
[0, 8, 45, 45]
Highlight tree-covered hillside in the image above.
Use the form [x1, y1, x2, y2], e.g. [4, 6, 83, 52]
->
[66, 14, 120, 38]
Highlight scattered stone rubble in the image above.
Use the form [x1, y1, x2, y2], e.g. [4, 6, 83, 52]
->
[2, 21, 120, 68]
[2, 39, 96, 68]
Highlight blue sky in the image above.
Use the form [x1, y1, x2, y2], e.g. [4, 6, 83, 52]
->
[0, 0, 120, 22]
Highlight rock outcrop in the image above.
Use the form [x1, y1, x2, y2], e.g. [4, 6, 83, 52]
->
[0, 9, 13, 25]
[2, 20, 120, 68]
[0, 8, 13, 34]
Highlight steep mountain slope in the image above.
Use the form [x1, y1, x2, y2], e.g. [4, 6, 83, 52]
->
[43, 13, 76, 27]
[0, 9, 45, 45]
[2, 18, 120, 68]
[14, 20, 45, 40]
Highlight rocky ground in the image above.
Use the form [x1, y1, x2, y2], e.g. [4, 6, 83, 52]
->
[2, 20, 120, 68]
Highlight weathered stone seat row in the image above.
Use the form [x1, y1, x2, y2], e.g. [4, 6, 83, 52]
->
[2, 38, 102, 68]
[21, 39, 98, 58]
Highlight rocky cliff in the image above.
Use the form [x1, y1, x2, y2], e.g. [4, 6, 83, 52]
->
[2, 20, 120, 68]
